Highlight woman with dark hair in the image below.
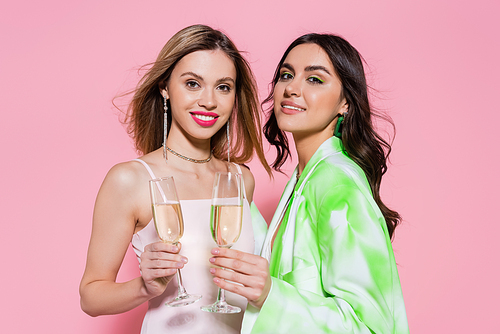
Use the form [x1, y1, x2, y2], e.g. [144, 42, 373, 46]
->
[209, 33, 409, 333]
[79, 25, 270, 333]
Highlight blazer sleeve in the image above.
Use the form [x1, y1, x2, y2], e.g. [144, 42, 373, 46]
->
[247, 181, 407, 334]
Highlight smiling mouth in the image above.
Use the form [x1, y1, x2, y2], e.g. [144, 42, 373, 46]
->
[282, 105, 305, 112]
[190, 113, 218, 121]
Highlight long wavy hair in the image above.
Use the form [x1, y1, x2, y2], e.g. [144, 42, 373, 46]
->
[123, 24, 271, 174]
[263, 33, 401, 238]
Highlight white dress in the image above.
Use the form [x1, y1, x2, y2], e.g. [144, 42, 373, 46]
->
[131, 159, 255, 333]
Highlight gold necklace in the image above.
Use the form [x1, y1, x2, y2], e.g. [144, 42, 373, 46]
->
[165, 146, 212, 164]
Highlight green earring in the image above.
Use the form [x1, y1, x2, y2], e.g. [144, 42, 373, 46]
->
[334, 113, 347, 138]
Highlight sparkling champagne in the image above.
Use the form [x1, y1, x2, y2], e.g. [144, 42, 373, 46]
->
[152, 202, 184, 244]
[210, 204, 242, 248]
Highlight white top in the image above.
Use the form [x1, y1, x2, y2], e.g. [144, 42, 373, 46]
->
[131, 159, 255, 334]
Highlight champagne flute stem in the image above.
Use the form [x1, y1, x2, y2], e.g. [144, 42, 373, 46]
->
[217, 287, 227, 304]
[176, 269, 187, 296]
[171, 241, 187, 296]
[216, 247, 230, 305]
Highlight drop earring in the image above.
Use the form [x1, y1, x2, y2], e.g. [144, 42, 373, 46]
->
[334, 112, 347, 139]
[226, 118, 230, 163]
[163, 95, 169, 161]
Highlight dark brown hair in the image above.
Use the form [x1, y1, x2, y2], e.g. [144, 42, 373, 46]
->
[124, 24, 271, 174]
[263, 33, 401, 238]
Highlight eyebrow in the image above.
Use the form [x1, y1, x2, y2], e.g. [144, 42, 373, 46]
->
[180, 71, 203, 81]
[216, 77, 235, 85]
[281, 63, 294, 72]
[280, 63, 331, 75]
[180, 72, 235, 85]
[305, 65, 331, 75]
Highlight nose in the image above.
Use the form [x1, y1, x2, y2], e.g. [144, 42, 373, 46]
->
[284, 78, 301, 98]
[198, 88, 217, 110]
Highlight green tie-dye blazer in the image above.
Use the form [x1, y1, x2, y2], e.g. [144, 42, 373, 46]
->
[243, 136, 409, 334]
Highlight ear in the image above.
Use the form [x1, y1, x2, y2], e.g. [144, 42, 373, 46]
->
[160, 88, 169, 99]
[339, 100, 349, 115]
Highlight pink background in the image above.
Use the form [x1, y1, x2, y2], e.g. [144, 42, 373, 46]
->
[1, 1, 499, 333]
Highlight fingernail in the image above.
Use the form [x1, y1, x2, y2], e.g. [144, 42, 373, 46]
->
[172, 246, 179, 252]
[181, 257, 188, 263]
[211, 248, 219, 255]
[210, 268, 215, 274]
[177, 262, 184, 268]
[213, 278, 220, 283]
[209, 257, 215, 263]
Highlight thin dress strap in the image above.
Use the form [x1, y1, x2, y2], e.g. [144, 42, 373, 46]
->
[132, 159, 157, 180]
[233, 163, 247, 200]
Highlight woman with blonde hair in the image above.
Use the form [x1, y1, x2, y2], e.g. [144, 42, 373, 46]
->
[80, 24, 270, 333]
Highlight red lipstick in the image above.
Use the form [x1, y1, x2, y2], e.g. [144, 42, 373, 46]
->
[190, 111, 219, 127]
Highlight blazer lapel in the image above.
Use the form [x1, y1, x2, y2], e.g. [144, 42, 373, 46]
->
[260, 168, 298, 261]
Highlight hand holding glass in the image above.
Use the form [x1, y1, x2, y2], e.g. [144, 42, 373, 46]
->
[149, 176, 202, 307]
[201, 172, 243, 313]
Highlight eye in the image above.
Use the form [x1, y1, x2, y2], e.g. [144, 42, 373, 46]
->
[186, 80, 200, 89]
[279, 71, 294, 81]
[307, 76, 324, 84]
[217, 84, 232, 92]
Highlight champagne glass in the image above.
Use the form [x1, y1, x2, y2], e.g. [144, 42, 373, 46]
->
[149, 176, 202, 307]
[201, 172, 243, 314]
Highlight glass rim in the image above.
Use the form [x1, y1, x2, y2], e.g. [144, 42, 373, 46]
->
[149, 176, 175, 183]
[214, 171, 242, 177]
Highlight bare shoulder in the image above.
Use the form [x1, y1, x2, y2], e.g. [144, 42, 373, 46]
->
[238, 164, 255, 203]
[238, 164, 255, 187]
[93, 160, 151, 231]
[102, 160, 148, 191]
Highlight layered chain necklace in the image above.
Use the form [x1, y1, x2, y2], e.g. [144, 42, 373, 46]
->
[165, 146, 213, 164]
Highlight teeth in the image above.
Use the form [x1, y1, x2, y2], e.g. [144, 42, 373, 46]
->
[283, 105, 305, 111]
[193, 114, 216, 121]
